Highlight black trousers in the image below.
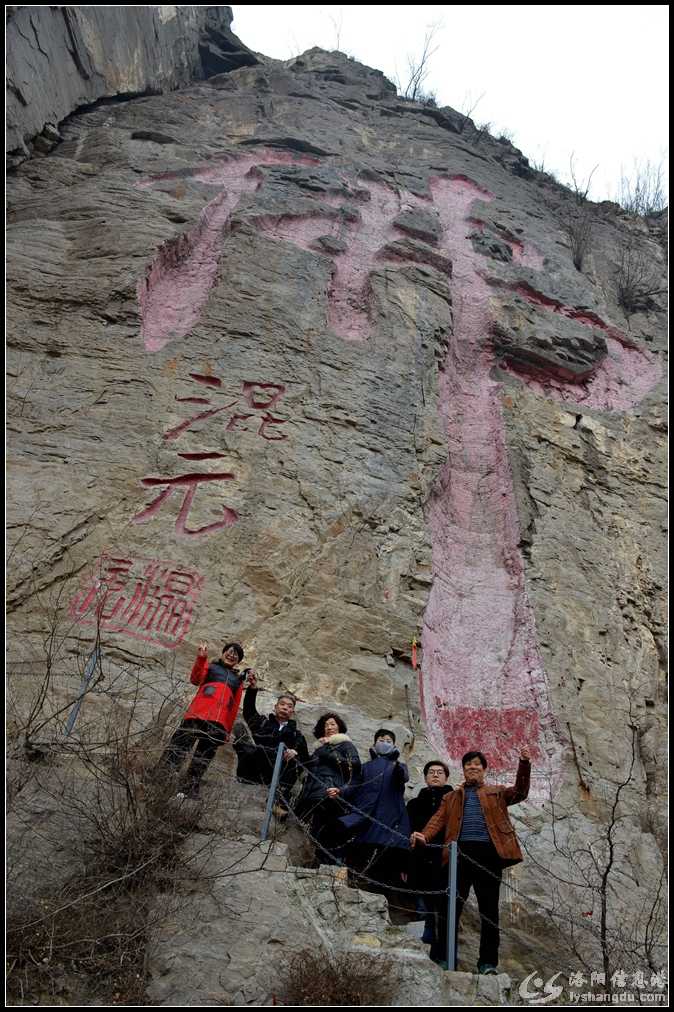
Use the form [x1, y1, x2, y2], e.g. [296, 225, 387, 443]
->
[347, 843, 408, 891]
[295, 797, 348, 866]
[161, 718, 227, 794]
[429, 841, 503, 968]
[234, 743, 300, 802]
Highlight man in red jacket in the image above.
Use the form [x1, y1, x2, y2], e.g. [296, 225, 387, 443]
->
[160, 640, 251, 799]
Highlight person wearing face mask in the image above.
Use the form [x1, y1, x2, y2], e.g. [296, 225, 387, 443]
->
[295, 712, 361, 865]
[159, 640, 252, 800]
[233, 671, 309, 815]
[335, 729, 411, 891]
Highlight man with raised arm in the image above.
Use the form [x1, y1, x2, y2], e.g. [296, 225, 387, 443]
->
[411, 746, 531, 974]
[234, 671, 309, 815]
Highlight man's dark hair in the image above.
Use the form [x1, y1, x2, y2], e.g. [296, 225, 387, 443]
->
[222, 642, 244, 662]
[462, 750, 488, 769]
[313, 712, 347, 739]
[374, 728, 396, 744]
[424, 760, 450, 778]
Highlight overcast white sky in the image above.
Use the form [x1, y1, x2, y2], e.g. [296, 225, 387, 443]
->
[231, 5, 669, 203]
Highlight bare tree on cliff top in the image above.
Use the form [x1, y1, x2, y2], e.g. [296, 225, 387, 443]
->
[397, 22, 442, 102]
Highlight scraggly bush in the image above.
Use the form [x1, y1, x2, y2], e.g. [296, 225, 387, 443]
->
[614, 237, 665, 316]
[277, 947, 399, 1006]
[7, 889, 153, 1005]
[6, 712, 191, 1005]
[618, 161, 667, 217]
[4, 629, 227, 1007]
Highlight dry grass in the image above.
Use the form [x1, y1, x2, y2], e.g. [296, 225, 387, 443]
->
[277, 947, 399, 1006]
[5, 728, 189, 1003]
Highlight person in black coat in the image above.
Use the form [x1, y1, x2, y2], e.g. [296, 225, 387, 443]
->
[295, 712, 361, 865]
[407, 760, 454, 951]
[336, 728, 411, 891]
[233, 672, 309, 810]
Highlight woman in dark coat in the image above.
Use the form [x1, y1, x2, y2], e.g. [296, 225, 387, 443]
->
[295, 712, 361, 864]
[336, 728, 411, 890]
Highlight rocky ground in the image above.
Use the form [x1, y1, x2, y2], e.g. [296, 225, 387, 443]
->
[6, 11, 667, 1007]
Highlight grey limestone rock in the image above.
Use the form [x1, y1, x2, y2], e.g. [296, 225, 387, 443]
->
[5, 18, 668, 1007]
[492, 299, 608, 380]
[6, 5, 257, 168]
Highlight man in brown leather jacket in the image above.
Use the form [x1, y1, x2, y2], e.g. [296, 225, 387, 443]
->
[411, 746, 530, 973]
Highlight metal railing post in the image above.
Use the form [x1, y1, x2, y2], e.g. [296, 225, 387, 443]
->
[446, 840, 458, 970]
[64, 646, 101, 737]
[261, 743, 286, 841]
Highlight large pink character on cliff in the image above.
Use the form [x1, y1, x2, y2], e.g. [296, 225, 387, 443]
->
[137, 149, 320, 352]
[419, 176, 659, 796]
[137, 157, 660, 796]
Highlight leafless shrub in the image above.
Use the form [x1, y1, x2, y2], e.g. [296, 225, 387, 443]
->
[523, 696, 668, 984]
[618, 160, 667, 217]
[456, 90, 485, 134]
[614, 236, 666, 315]
[560, 204, 594, 271]
[568, 152, 599, 205]
[554, 156, 598, 270]
[5, 628, 208, 1006]
[6, 696, 192, 1004]
[419, 90, 437, 108]
[6, 886, 154, 1005]
[474, 121, 493, 146]
[277, 947, 399, 1006]
[396, 22, 442, 102]
[7, 579, 96, 758]
[326, 9, 344, 52]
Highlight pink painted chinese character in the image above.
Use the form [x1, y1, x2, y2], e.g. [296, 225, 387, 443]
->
[70, 556, 134, 621]
[132, 472, 238, 536]
[257, 412, 288, 441]
[165, 377, 288, 442]
[419, 174, 660, 798]
[69, 555, 204, 648]
[137, 150, 319, 352]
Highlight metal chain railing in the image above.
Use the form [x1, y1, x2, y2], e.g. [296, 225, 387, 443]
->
[255, 741, 665, 971]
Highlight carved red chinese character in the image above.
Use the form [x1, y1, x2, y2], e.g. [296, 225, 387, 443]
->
[69, 554, 205, 648]
[132, 472, 238, 536]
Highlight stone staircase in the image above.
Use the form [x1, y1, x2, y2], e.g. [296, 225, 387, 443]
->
[147, 777, 512, 1006]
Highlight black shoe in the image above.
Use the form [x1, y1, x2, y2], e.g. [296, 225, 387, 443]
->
[478, 963, 498, 975]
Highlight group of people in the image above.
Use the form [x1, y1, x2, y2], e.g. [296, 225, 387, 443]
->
[159, 641, 531, 975]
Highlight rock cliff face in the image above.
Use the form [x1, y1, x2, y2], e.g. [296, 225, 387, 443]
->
[6, 23, 667, 1005]
[6, 5, 258, 167]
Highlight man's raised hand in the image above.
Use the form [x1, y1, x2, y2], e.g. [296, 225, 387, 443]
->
[197, 641, 208, 657]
